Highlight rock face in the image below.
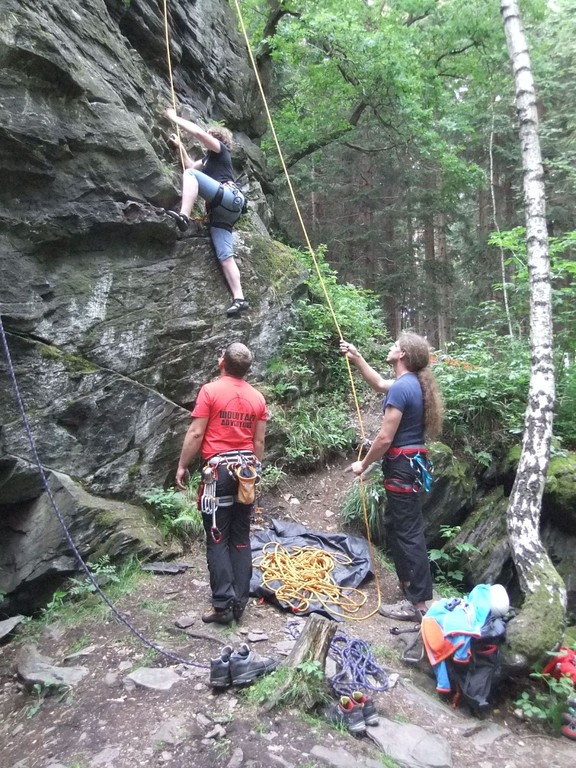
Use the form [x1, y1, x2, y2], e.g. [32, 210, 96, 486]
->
[0, 0, 304, 609]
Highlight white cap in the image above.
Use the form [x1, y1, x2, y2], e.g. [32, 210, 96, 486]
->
[489, 584, 510, 617]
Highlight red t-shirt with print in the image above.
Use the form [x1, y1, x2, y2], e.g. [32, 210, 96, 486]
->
[191, 375, 268, 459]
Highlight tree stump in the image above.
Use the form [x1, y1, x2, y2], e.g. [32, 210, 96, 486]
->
[262, 613, 336, 712]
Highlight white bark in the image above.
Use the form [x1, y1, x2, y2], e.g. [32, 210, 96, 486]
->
[500, 1, 564, 605]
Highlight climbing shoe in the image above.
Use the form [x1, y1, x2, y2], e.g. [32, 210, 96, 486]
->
[201, 606, 234, 625]
[324, 695, 366, 736]
[351, 691, 379, 726]
[379, 600, 426, 623]
[164, 210, 190, 232]
[229, 642, 278, 686]
[226, 298, 249, 317]
[210, 645, 234, 688]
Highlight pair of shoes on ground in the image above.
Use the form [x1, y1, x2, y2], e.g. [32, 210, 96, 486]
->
[379, 599, 427, 623]
[164, 209, 190, 232]
[226, 298, 249, 317]
[210, 643, 278, 688]
[325, 691, 379, 736]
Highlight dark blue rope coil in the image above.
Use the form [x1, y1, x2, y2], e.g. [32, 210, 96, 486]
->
[286, 620, 388, 696]
[0, 315, 207, 669]
[328, 632, 389, 696]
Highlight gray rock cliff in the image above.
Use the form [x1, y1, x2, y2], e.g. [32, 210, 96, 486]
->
[0, 0, 304, 609]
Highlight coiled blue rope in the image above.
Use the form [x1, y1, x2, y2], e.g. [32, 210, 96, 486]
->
[286, 620, 388, 696]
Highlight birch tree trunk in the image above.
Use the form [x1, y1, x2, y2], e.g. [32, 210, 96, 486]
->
[500, 0, 566, 664]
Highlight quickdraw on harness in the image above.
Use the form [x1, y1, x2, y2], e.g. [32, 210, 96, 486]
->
[200, 457, 224, 543]
[199, 452, 261, 542]
[383, 446, 434, 494]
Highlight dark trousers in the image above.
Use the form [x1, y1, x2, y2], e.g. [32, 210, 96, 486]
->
[383, 455, 433, 605]
[202, 470, 253, 611]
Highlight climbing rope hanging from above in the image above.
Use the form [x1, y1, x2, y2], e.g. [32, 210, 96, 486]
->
[230, 0, 384, 617]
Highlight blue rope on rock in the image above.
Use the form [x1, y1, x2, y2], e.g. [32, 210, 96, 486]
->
[0, 315, 207, 669]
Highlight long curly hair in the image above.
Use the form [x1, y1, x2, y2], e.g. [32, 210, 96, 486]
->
[398, 332, 444, 438]
[208, 126, 233, 150]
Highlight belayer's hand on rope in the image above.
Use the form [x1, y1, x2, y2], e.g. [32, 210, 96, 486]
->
[339, 340, 362, 364]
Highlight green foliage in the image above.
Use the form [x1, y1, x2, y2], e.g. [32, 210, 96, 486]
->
[272, 397, 355, 469]
[514, 669, 575, 730]
[339, 468, 386, 543]
[244, 659, 329, 711]
[434, 330, 531, 457]
[488, 228, 576, 351]
[144, 476, 203, 544]
[265, 247, 388, 469]
[428, 525, 480, 593]
[25, 681, 73, 719]
[68, 555, 119, 597]
[259, 464, 287, 494]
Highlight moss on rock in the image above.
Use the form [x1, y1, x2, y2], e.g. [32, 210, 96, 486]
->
[506, 578, 566, 665]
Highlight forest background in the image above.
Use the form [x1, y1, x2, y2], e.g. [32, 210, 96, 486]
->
[237, 0, 576, 473]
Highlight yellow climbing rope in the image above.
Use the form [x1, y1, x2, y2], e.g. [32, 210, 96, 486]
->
[160, 2, 382, 618]
[254, 542, 368, 619]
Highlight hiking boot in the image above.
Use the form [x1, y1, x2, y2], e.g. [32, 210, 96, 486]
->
[324, 695, 366, 736]
[201, 606, 233, 625]
[226, 298, 249, 317]
[229, 642, 278, 686]
[351, 691, 379, 726]
[210, 645, 233, 688]
[164, 210, 190, 232]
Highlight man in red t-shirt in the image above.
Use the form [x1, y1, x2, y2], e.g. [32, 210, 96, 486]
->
[176, 343, 267, 625]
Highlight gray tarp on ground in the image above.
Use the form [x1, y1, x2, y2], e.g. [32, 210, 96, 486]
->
[249, 519, 374, 620]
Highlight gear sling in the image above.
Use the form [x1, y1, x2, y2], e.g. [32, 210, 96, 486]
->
[199, 450, 261, 543]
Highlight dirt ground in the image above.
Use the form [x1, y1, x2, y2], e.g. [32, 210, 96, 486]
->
[0, 455, 574, 768]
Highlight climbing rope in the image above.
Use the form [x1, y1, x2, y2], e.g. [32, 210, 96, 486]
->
[0, 316, 207, 670]
[329, 632, 389, 696]
[231, 0, 382, 616]
[254, 542, 369, 619]
[286, 621, 388, 696]
[161, 0, 186, 170]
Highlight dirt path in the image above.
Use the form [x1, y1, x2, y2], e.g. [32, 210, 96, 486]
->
[0, 456, 574, 768]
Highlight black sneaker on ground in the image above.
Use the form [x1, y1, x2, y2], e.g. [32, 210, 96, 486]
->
[201, 606, 234, 625]
[226, 298, 249, 317]
[324, 695, 366, 736]
[210, 645, 234, 688]
[164, 210, 190, 232]
[229, 642, 278, 686]
[351, 691, 379, 726]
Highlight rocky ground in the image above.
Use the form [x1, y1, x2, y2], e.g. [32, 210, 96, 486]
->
[0, 456, 574, 768]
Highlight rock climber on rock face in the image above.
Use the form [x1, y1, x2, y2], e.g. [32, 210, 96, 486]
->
[163, 107, 248, 318]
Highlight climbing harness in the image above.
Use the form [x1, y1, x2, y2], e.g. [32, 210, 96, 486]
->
[199, 451, 261, 542]
[384, 447, 433, 494]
